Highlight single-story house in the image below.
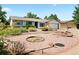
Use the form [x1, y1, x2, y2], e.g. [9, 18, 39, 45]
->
[9, 16, 60, 29]
[9, 16, 76, 30]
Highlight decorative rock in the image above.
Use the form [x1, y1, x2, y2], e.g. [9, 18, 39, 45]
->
[54, 43, 65, 47]
[48, 43, 54, 47]
[65, 31, 73, 37]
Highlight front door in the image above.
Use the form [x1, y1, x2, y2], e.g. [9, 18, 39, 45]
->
[35, 22, 38, 28]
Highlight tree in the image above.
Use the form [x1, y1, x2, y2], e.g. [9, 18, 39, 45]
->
[0, 5, 7, 23]
[47, 14, 54, 19]
[0, 5, 8, 29]
[24, 12, 40, 19]
[44, 16, 47, 19]
[44, 14, 58, 20]
[73, 4, 79, 29]
[53, 14, 58, 20]
[73, 5, 79, 24]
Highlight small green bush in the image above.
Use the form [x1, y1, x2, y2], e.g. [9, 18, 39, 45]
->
[42, 26, 53, 31]
[26, 25, 36, 29]
[48, 27, 53, 31]
[0, 22, 7, 30]
[42, 27, 48, 31]
[28, 27, 37, 32]
[0, 37, 9, 55]
[0, 27, 28, 36]
[0, 28, 22, 36]
[20, 28, 28, 33]
[10, 28, 22, 35]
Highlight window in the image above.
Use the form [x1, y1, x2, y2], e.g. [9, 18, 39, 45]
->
[40, 23, 44, 27]
[26, 22, 32, 25]
[16, 22, 23, 25]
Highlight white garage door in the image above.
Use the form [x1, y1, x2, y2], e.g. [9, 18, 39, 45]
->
[50, 23, 59, 29]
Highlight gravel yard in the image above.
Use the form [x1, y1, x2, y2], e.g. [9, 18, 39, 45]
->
[6, 29, 79, 55]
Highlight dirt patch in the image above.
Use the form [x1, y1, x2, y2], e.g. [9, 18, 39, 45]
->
[26, 36, 45, 42]
[6, 30, 79, 55]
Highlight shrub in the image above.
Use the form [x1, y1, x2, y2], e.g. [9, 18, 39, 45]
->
[0, 28, 22, 36]
[0, 27, 28, 36]
[0, 22, 7, 30]
[0, 37, 9, 55]
[10, 28, 22, 35]
[42, 26, 48, 31]
[42, 26, 53, 31]
[20, 27, 28, 33]
[8, 41, 25, 55]
[0, 37, 26, 55]
[26, 25, 36, 29]
[28, 27, 37, 32]
[48, 27, 53, 31]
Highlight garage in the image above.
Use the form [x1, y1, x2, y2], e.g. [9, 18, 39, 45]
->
[49, 20, 59, 30]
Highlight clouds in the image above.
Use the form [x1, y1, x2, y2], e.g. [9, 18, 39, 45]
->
[2, 8, 12, 12]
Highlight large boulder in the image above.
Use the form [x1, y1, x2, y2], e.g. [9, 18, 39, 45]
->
[65, 31, 73, 37]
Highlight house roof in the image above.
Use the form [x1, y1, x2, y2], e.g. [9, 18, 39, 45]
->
[9, 16, 49, 23]
[59, 20, 74, 24]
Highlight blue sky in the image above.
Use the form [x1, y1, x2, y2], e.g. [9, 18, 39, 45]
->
[1, 4, 77, 21]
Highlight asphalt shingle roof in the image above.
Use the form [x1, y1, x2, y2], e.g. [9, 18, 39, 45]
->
[10, 16, 49, 23]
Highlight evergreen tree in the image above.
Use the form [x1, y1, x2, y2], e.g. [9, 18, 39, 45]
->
[44, 16, 47, 19]
[44, 14, 58, 20]
[47, 14, 54, 19]
[53, 14, 58, 20]
[0, 5, 7, 23]
[24, 12, 40, 19]
[73, 4, 79, 24]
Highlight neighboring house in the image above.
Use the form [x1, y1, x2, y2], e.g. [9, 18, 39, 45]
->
[59, 20, 76, 29]
[9, 16, 60, 29]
